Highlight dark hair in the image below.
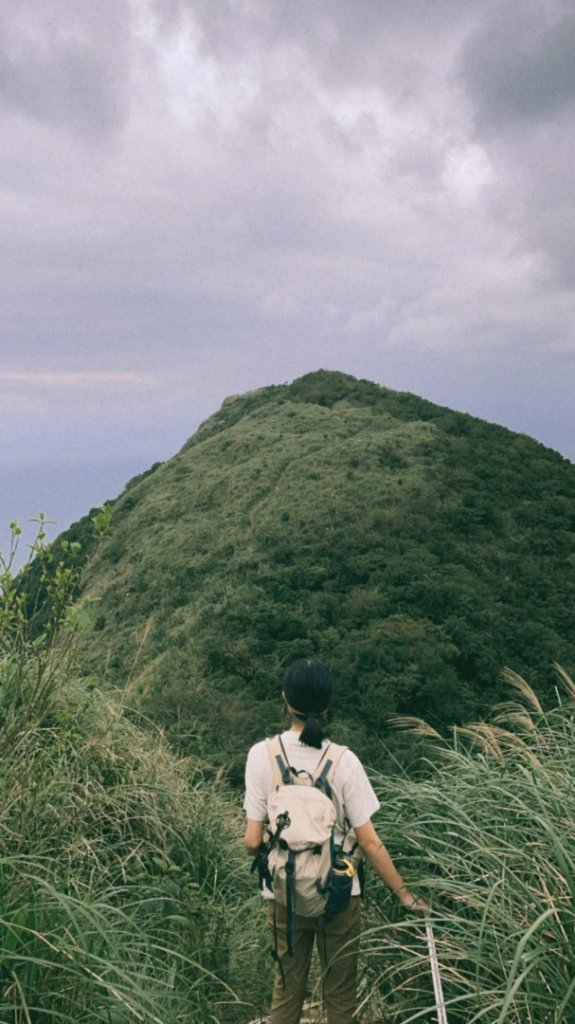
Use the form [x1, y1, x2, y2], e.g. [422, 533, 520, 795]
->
[283, 658, 333, 749]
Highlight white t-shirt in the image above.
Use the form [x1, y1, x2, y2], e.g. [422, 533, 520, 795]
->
[244, 729, 380, 897]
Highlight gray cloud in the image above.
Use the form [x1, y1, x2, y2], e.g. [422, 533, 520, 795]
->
[155, 0, 477, 103]
[452, 2, 575, 286]
[0, 0, 131, 137]
[460, 7, 575, 132]
[1, 0, 573, 542]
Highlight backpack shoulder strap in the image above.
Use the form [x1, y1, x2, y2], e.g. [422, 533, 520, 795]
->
[265, 735, 292, 787]
[312, 742, 348, 797]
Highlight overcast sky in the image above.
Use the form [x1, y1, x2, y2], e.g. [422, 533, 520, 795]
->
[2, 0, 574, 559]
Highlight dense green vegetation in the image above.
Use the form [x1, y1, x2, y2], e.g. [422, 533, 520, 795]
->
[48, 369, 575, 776]
[5, 516, 575, 1021]
[0, 525, 271, 1023]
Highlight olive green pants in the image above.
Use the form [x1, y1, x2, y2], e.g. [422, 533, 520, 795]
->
[267, 897, 361, 1024]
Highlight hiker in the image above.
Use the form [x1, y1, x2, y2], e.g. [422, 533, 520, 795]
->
[244, 657, 424, 1024]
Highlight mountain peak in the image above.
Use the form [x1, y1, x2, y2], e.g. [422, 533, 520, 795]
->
[25, 372, 575, 775]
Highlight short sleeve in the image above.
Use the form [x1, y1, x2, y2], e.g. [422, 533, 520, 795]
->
[243, 742, 272, 821]
[339, 752, 380, 828]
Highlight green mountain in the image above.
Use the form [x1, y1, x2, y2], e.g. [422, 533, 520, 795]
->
[32, 370, 575, 774]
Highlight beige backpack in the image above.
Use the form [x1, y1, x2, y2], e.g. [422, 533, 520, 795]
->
[264, 735, 360, 956]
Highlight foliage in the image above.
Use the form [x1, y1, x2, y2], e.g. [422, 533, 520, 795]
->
[20, 371, 575, 777]
[16, 504, 114, 637]
[6, 518, 575, 1021]
[0, 523, 270, 1023]
[359, 668, 575, 1023]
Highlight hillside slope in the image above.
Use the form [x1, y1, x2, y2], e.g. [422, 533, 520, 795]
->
[54, 371, 575, 771]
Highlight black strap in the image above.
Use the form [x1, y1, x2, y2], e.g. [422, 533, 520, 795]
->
[358, 858, 366, 899]
[277, 736, 333, 787]
[315, 758, 334, 798]
[285, 849, 297, 958]
[275, 753, 291, 785]
[250, 845, 273, 892]
[277, 737, 294, 784]
[313, 741, 332, 776]
[278, 734, 290, 767]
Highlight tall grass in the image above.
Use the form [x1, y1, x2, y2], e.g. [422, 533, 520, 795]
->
[0, 673, 267, 1022]
[7, 523, 575, 1022]
[0, 524, 270, 1024]
[360, 668, 575, 1023]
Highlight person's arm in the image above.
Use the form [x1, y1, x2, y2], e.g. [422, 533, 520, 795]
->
[354, 819, 426, 911]
[244, 818, 265, 856]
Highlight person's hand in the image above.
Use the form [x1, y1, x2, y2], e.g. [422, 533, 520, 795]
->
[397, 888, 429, 914]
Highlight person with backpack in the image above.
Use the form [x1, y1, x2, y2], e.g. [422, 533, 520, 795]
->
[244, 658, 424, 1024]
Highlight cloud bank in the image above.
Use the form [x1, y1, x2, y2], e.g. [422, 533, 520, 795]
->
[1, 0, 573, 534]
